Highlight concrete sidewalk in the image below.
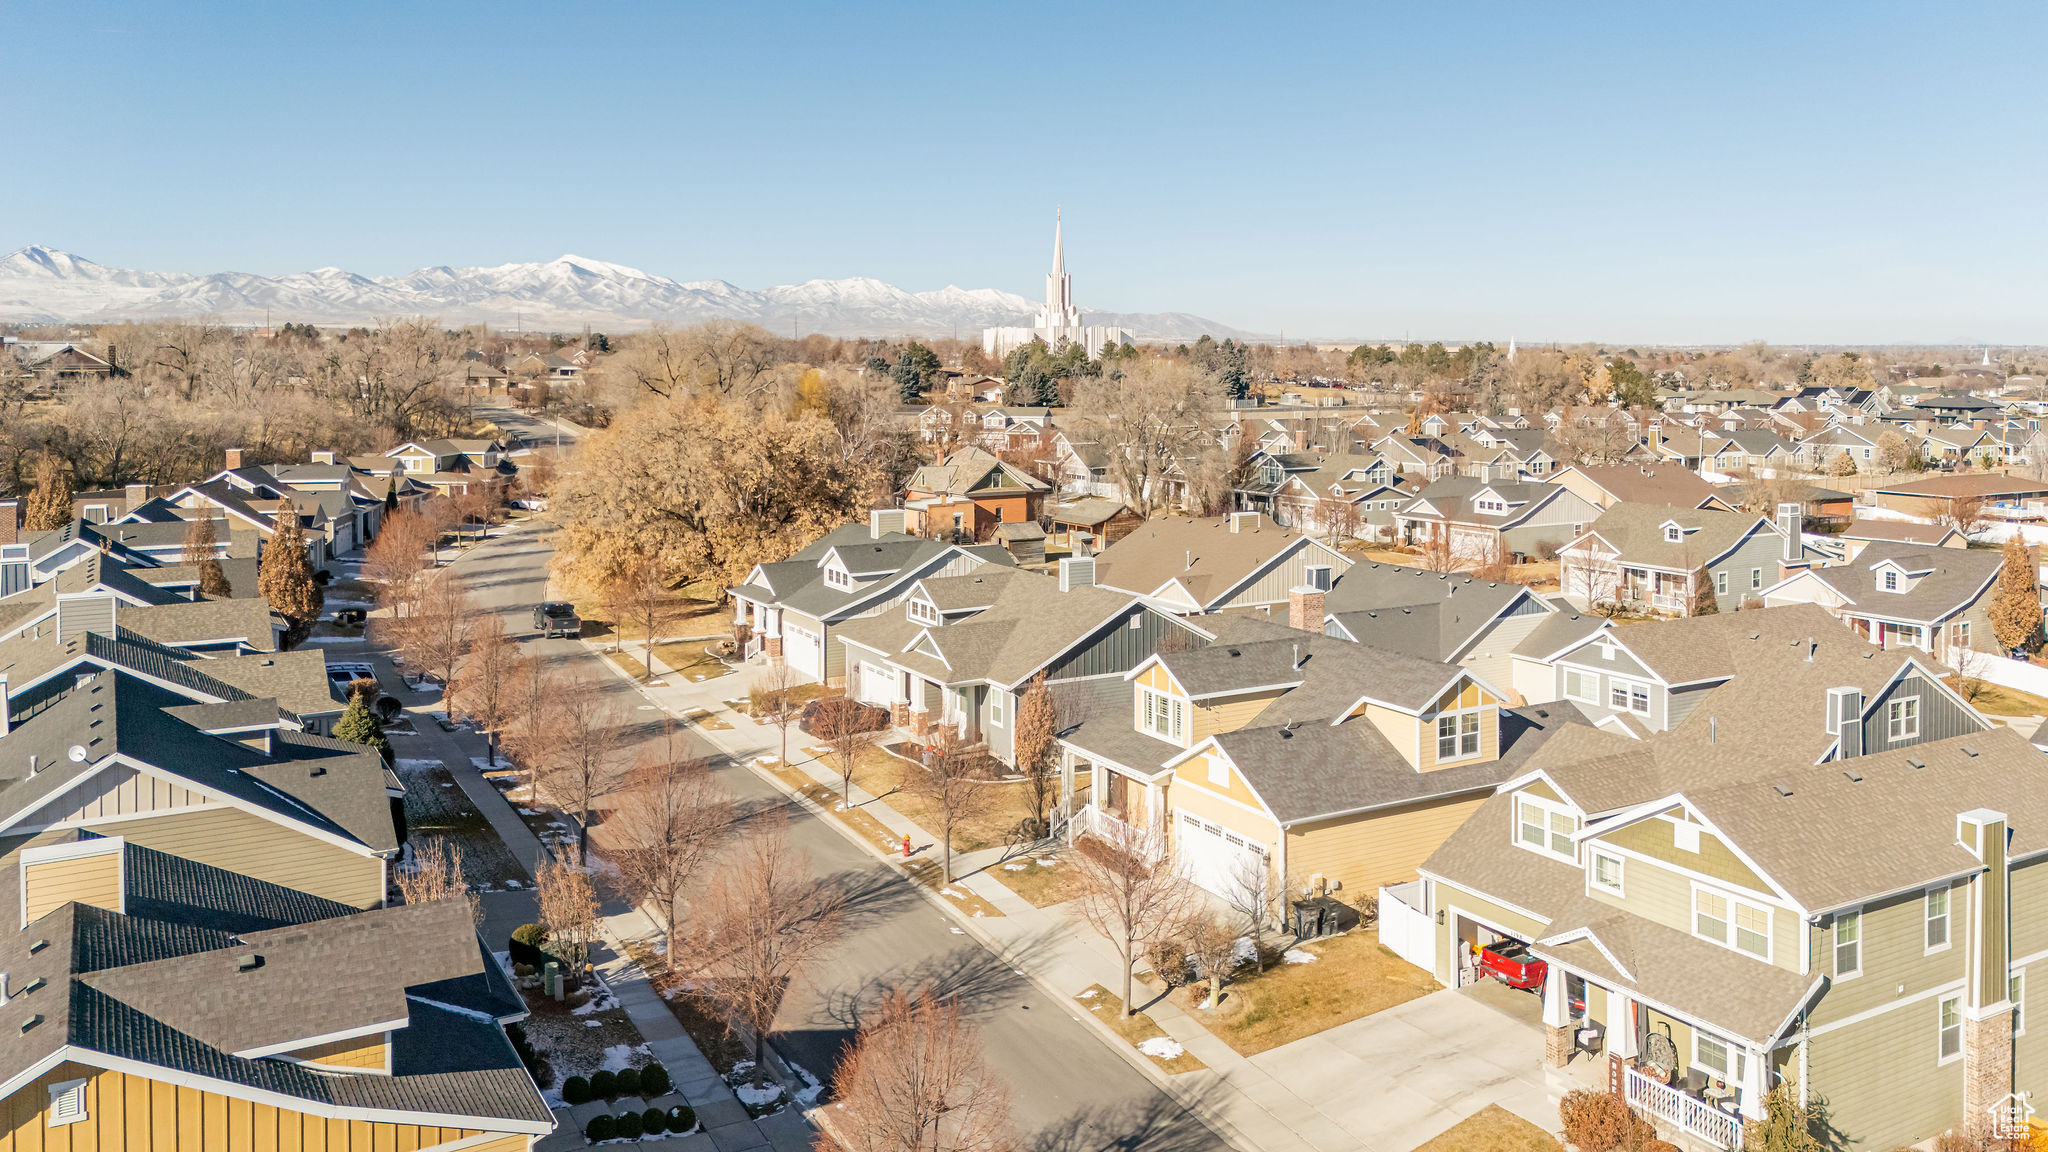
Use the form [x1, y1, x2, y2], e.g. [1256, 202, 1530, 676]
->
[593, 649, 1583, 1152]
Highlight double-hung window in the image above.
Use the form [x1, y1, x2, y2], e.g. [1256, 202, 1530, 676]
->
[1563, 668, 1597, 704]
[1926, 885, 1951, 951]
[988, 693, 1005, 728]
[1139, 688, 1184, 743]
[1693, 1032, 1746, 1082]
[1715, 570, 1729, 595]
[1590, 849, 1624, 895]
[1695, 887, 1771, 959]
[1888, 697, 1920, 741]
[1436, 710, 1481, 761]
[1516, 795, 1577, 862]
[1751, 567, 1763, 589]
[1834, 910, 1861, 978]
[1939, 995, 1963, 1062]
[1608, 680, 1650, 715]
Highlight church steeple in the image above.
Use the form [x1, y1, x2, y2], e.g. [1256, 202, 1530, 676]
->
[1051, 206, 1064, 278]
[1043, 207, 1079, 329]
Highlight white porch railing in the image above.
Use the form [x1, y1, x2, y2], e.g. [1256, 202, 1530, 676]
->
[1070, 803, 1139, 845]
[1624, 1067, 1744, 1149]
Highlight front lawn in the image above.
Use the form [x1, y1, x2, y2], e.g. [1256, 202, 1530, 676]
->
[990, 850, 1086, 908]
[855, 746, 1038, 854]
[395, 758, 525, 888]
[1410, 1105, 1560, 1152]
[1958, 680, 2048, 718]
[1168, 928, 1436, 1055]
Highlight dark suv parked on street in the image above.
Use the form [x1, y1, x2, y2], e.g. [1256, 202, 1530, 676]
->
[533, 601, 580, 638]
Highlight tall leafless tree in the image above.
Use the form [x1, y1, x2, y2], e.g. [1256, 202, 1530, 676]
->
[449, 611, 517, 766]
[606, 724, 732, 967]
[1069, 822, 1200, 1017]
[539, 674, 627, 865]
[829, 986, 1016, 1152]
[908, 729, 992, 884]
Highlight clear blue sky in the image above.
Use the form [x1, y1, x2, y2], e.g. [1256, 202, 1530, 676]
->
[6, 0, 2046, 345]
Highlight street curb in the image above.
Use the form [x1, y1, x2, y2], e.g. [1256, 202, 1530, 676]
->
[580, 647, 1263, 1152]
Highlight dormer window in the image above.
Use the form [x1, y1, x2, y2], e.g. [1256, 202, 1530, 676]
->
[824, 566, 854, 591]
[1475, 498, 1506, 514]
[1664, 525, 1682, 543]
[1435, 710, 1482, 761]
[907, 599, 938, 626]
[1515, 794, 1577, 862]
[1882, 570, 1898, 591]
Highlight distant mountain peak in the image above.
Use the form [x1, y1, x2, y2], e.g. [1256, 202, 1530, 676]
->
[0, 246, 1256, 341]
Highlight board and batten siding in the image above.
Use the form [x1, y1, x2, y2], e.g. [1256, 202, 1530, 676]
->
[1806, 994, 1964, 1150]
[103, 807, 386, 908]
[0, 1060, 526, 1152]
[288, 1033, 389, 1072]
[1042, 607, 1189, 683]
[1860, 672, 1980, 754]
[13, 764, 210, 830]
[1209, 543, 1352, 611]
[21, 852, 123, 924]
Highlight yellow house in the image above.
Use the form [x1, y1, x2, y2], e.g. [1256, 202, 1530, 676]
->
[1054, 633, 1585, 910]
[0, 831, 551, 1151]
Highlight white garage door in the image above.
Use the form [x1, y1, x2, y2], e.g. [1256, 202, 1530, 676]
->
[855, 661, 894, 706]
[783, 622, 822, 681]
[1179, 813, 1266, 900]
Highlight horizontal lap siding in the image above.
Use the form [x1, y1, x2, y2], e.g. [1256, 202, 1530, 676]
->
[1810, 889, 1963, 1024]
[21, 854, 123, 922]
[290, 1033, 389, 1072]
[106, 807, 384, 908]
[1459, 611, 1550, 700]
[1807, 1000, 1961, 1150]
[0, 1063, 507, 1151]
[1191, 691, 1285, 742]
[1287, 794, 1488, 893]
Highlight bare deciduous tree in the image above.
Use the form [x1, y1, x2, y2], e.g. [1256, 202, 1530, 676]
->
[1220, 852, 1274, 975]
[538, 674, 627, 865]
[615, 557, 685, 680]
[908, 729, 991, 884]
[1069, 822, 1199, 1017]
[829, 986, 1016, 1152]
[1069, 359, 1225, 515]
[403, 571, 477, 689]
[1936, 493, 1989, 538]
[812, 694, 883, 807]
[678, 813, 845, 1085]
[367, 509, 434, 627]
[751, 658, 803, 768]
[180, 516, 233, 596]
[1184, 914, 1241, 1010]
[535, 854, 601, 973]
[395, 835, 479, 924]
[449, 611, 517, 766]
[606, 726, 732, 966]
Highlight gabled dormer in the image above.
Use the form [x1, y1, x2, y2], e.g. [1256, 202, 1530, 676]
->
[1658, 518, 1696, 545]
[1340, 669, 1506, 771]
[1470, 487, 1524, 516]
[1869, 556, 1934, 594]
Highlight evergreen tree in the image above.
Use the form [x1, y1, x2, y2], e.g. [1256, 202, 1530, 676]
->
[259, 507, 325, 649]
[332, 692, 392, 764]
[384, 481, 399, 514]
[1990, 537, 2042, 654]
[892, 341, 943, 403]
[1691, 566, 1718, 616]
[180, 517, 232, 597]
[1218, 340, 1250, 400]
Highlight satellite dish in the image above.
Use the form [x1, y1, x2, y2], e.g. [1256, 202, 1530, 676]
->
[66, 745, 87, 763]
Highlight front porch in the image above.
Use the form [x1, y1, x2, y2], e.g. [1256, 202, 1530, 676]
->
[1618, 566, 1692, 615]
[1054, 744, 1165, 847]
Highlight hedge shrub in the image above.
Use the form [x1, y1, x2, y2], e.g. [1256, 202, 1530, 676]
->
[589, 1069, 617, 1101]
[561, 1075, 591, 1106]
[614, 1067, 640, 1097]
[643, 1108, 667, 1134]
[613, 1110, 643, 1140]
[639, 1062, 671, 1097]
[509, 923, 550, 967]
[667, 1105, 695, 1134]
[583, 1114, 614, 1142]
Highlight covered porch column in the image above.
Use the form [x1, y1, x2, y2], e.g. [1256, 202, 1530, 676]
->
[1607, 988, 1638, 1061]
[1541, 962, 1573, 1069]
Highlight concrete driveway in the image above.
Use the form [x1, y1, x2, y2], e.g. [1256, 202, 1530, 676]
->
[1243, 985, 1578, 1152]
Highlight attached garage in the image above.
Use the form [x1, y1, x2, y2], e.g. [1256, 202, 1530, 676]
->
[854, 660, 895, 706]
[1178, 812, 1267, 901]
[783, 621, 823, 681]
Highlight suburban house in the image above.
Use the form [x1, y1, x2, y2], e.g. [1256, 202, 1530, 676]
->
[1043, 498, 1144, 554]
[1415, 715, 2026, 1148]
[1758, 542, 2009, 656]
[1544, 465, 1736, 513]
[1557, 502, 1815, 616]
[1699, 430, 1797, 476]
[1089, 512, 1353, 616]
[1866, 473, 2048, 523]
[0, 839, 551, 1150]
[0, 664, 399, 909]
[1320, 562, 1561, 693]
[1530, 604, 1972, 742]
[835, 560, 1219, 765]
[378, 439, 516, 499]
[1394, 473, 1604, 565]
[1257, 453, 1419, 541]
[901, 446, 1052, 542]
[1793, 424, 1887, 471]
[1837, 519, 1967, 561]
[1054, 632, 1584, 904]
[727, 511, 1011, 684]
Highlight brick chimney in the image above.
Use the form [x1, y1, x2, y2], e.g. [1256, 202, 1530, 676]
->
[224, 448, 244, 471]
[1288, 564, 1332, 632]
[124, 483, 148, 511]
[0, 500, 18, 546]
[1957, 808, 2014, 1139]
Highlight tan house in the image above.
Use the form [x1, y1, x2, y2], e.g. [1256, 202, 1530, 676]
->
[1089, 512, 1353, 616]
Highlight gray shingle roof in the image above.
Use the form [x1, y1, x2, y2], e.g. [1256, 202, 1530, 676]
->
[1323, 563, 1544, 661]
[1794, 542, 2002, 624]
[1577, 502, 1777, 571]
[1091, 514, 1329, 608]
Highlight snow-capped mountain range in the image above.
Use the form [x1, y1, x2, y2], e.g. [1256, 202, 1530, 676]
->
[0, 247, 1253, 342]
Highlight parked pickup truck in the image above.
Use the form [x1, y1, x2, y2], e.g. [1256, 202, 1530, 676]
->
[1476, 939, 1547, 990]
[533, 602, 580, 638]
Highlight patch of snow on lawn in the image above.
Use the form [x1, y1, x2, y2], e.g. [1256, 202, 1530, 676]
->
[1078, 988, 1097, 998]
[396, 759, 441, 772]
[1036, 858, 1056, 866]
[599, 1043, 648, 1072]
[1137, 1037, 1184, 1060]
[519, 808, 539, 815]
[942, 888, 965, 898]
[788, 1061, 824, 1106]
[1004, 863, 1026, 871]
[1283, 948, 1317, 964]
[735, 1083, 783, 1107]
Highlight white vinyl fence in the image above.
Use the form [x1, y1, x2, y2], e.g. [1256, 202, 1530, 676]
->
[1972, 651, 2048, 699]
[1378, 881, 1435, 973]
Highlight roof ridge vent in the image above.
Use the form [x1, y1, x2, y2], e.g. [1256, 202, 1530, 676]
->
[1961, 746, 1979, 757]
[1842, 768, 1863, 782]
[1772, 784, 1794, 797]
[1907, 757, 1925, 769]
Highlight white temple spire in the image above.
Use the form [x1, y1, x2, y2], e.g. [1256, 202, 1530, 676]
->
[1051, 206, 1064, 277]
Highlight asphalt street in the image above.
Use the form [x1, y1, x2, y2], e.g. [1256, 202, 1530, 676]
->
[458, 408, 1235, 1152]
